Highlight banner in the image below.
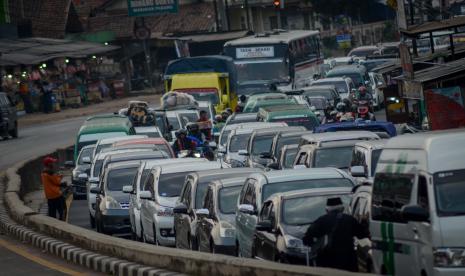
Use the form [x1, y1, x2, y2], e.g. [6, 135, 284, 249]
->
[425, 86, 465, 130]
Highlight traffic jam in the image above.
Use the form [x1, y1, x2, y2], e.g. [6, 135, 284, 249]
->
[68, 30, 465, 274]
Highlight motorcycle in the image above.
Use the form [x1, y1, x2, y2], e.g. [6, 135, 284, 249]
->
[355, 100, 376, 121]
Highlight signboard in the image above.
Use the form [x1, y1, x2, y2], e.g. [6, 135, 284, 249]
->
[336, 34, 351, 49]
[127, 0, 178, 17]
[399, 42, 414, 79]
[236, 47, 275, 59]
[425, 86, 465, 130]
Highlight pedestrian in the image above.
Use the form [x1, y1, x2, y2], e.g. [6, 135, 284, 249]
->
[302, 197, 369, 272]
[19, 81, 33, 113]
[41, 156, 66, 221]
[41, 81, 53, 113]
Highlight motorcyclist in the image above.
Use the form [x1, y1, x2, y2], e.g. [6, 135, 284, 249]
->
[186, 122, 205, 144]
[172, 129, 196, 157]
[336, 102, 355, 122]
[354, 86, 373, 106]
[221, 111, 230, 122]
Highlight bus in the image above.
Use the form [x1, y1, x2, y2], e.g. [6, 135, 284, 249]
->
[223, 30, 322, 95]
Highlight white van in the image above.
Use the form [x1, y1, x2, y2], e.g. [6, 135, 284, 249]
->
[370, 129, 465, 276]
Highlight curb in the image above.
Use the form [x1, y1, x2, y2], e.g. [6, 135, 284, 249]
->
[0, 182, 185, 276]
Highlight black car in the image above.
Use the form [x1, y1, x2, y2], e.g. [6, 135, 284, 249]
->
[174, 168, 261, 250]
[252, 187, 352, 264]
[196, 177, 246, 255]
[0, 92, 18, 139]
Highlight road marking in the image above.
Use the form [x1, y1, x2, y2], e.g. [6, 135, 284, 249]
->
[0, 237, 85, 276]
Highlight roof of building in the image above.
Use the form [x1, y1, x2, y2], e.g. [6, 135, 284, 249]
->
[394, 57, 465, 83]
[401, 16, 465, 37]
[224, 30, 320, 46]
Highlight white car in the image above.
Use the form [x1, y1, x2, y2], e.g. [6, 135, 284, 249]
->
[311, 77, 355, 100]
[92, 135, 147, 159]
[122, 158, 208, 241]
[139, 161, 222, 246]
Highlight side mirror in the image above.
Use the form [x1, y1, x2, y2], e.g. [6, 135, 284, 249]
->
[266, 162, 280, 170]
[140, 190, 153, 200]
[173, 203, 188, 214]
[122, 185, 133, 194]
[217, 146, 226, 154]
[78, 173, 88, 181]
[64, 161, 75, 168]
[401, 205, 429, 222]
[195, 208, 210, 217]
[256, 220, 273, 231]
[238, 204, 256, 215]
[208, 141, 217, 150]
[350, 166, 367, 177]
[90, 186, 100, 194]
[259, 152, 272, 159]
[82, 156, 92, 164]
[238, 149, 249, 156]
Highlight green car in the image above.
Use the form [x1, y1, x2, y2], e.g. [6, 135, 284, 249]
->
[74, 115, 135, 161]
[257, 104, 320, 130]
[243, 93, 298, 113]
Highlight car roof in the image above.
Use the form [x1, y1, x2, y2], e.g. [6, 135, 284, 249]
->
[231, 122, 288, 135]
[97, 135, 147, 146]
[355, 139, 388, 150]
[141, 158, 207, 170]
[300, 139, 361, 149]
[279, 130, 313, 138]
[113, 137, 169, 146]
[274, 187, 353, 201]
[106, 160, 142, 171]
[135, 126, 160, 132]
[260, 104, 311, 113]
[157, 161, 222, 174]
[313, 77, 349, 82]
[189, 168, 261, 183]
[106, 150, 168, 162]
[252, 126, 303, 136]
[251, 167, 350, 186]
[327, 65, 367, 74]
[301, 131, 379, 143]
[95, 149, 149, 160]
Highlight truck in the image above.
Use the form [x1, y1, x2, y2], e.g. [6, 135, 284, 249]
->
[163, 56, 238, 113]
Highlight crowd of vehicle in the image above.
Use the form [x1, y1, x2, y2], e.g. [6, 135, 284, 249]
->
[63, 30, 465, 275]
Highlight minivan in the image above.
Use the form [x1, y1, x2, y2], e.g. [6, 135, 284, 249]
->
[370, 129, 465, 276]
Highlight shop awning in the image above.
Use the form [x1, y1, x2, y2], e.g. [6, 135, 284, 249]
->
[401, 16, 465, 37]
[394, 58, 465, 83]
[0, 37, 119, 66]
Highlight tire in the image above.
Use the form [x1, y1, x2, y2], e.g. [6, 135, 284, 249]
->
[89, 213, 95, 228]
[9, 122, 18, 138]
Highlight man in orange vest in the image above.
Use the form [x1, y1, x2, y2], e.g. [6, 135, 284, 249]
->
[41, 156, 66, 220]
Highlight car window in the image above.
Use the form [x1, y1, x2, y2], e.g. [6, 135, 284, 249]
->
[218, 186, 242, 214]
[314, 146, 354, 169]
[268, 203, 276, 227]
[295, 151, 307, 166]
[417, 175, 429, 210]
[371, 149, 383, 176]
[229, 133, 250, 152]
[181, 181, 192, 207]
[372, 173, 414, 223]
[157, 172, 192, 197]
[143, 173, 154, 193]
[434, 169, 465, 216]
[283, 148, 298, 169]
[252, 135, 274, 155]
[106, 167, 138, 191]
[259, 202, 272, 221]
[77, 147, 94, 165]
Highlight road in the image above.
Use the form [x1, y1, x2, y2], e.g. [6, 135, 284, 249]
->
[0, 115, 99, 275]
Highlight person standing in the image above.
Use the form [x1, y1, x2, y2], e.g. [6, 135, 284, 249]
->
[302, 197, 369, 272]
[41, 156, 66, 220]
[197, 110, 212, 141]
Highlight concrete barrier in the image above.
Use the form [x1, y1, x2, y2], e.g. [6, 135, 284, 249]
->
[4, 151, 366, 276]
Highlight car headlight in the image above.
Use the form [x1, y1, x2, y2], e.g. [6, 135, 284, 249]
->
[194, 152, 201, 158]
[434, 248, 465, 267]
[105, 196, 121, 210]
[284, 234, 307, 252]
[219, 221, 235, 238]
[156, 206, 174, 217]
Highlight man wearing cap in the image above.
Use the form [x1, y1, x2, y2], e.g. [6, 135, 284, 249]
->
[302, 197, 368, 272]
[41, 156, 66, 220]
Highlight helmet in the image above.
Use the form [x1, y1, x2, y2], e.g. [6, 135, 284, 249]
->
[186, 122, 199, 132]
[336, 102, 346, 112]
[215, 114, 222, 121]
[359, 86, 367, 93]
[221, 111, 229, 119]
[175, 129, 187, 138]
[225, 108, 233, 115]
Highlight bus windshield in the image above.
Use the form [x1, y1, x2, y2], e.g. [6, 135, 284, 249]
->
[235, 59, 289, 83]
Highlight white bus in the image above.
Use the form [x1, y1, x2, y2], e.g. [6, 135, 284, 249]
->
[224, 30, 323, 95]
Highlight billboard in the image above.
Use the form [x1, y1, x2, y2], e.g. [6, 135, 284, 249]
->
[425, 86, 465, 130]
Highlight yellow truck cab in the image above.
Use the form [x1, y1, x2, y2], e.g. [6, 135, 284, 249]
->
[164, 56, 238, 113]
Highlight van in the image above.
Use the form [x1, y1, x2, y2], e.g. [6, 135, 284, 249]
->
[370, 129, 465, 276]
[74, 115, 135, 161]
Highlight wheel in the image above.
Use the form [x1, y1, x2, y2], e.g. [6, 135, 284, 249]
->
[89, 213, 95, 228]
[9, 122, 18, 138]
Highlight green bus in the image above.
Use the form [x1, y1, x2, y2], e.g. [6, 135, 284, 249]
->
[74, 115, 135, 161]
[257, 105, 320, 130]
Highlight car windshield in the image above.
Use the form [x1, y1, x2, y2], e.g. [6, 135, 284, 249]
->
[262, 178, 353, 202]
[434, 169, 465, 216]
[167, 116, 181, 130]
[140, 169, 151, 190]
[178, 90, 219, 105]
[219, 186, 242, 214]
[179, 113, 199, 128]
[79, 132, 127, 149]
[283, 194, 351, 225]
[370, 149, 383, 176]
[252, 135, 274, 156]
[78, 147, 94, 165]
[283, 148, 298, 169]
[235, 59, 289, 83]
[107, 167, 138, 191]
[158, 172, 192, 197]
[314, 146, 354, 169]
[270, 116, 318, 131]
[307, 97, 327, 109]
[315, 81, 348, 94]
[303, 90, 332, 101]
[229, 133, 250, 152]
[93, 159, 104, 177]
